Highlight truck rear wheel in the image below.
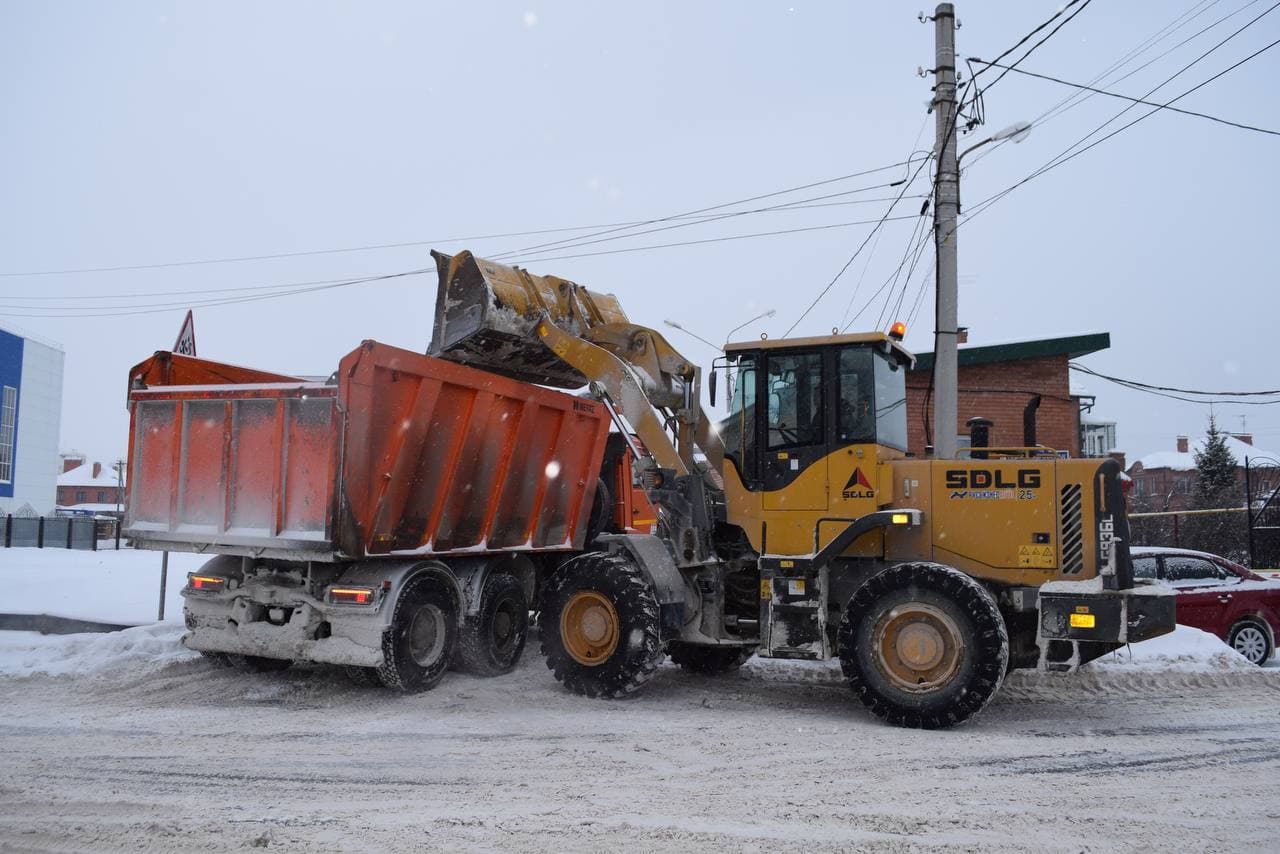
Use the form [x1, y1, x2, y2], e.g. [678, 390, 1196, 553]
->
[837, 562, 1008, 729]
[456, 572, 529, 676]
[667, 641, 755, 675]
[539, 552, 663, 698]
[377, 578, 458, 693]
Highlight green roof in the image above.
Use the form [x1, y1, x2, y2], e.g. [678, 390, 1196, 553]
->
[911, 332, 1109, 373]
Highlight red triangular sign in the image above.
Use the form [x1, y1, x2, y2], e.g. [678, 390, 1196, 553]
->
[173, 310, 196, 357]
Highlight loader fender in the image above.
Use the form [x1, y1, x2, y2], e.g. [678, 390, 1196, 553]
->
[594, 533, 692, 635]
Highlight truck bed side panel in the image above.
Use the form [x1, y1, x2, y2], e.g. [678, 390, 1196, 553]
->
[337, 341, 610, 556]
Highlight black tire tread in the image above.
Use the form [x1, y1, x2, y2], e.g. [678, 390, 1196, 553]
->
[539, 552, 663, 699]
[456, 572, 529, 677]
[376, 576, 458, 693]
[838, 562, 1008, 730]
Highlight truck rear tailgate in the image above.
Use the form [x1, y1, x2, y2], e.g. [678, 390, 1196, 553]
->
[126, 382, 339, 558]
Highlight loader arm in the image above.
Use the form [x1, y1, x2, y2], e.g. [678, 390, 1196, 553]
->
[429, 250, 725, 480]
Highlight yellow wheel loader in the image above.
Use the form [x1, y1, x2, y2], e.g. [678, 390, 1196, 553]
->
[430, 250, 1175, 728]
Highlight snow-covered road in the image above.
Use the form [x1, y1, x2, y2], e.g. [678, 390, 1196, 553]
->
[2, 627, 1279, 852]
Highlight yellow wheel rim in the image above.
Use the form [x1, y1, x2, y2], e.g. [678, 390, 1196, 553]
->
[560, 591, 620, 667]
[872, 603, 964, 693]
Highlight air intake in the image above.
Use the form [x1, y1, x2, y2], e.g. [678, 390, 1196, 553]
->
[1060, 484, 1084, 575]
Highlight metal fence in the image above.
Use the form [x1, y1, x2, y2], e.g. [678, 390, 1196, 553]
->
[0, 515, 122, 550]
[1128, 506, 1278, 569]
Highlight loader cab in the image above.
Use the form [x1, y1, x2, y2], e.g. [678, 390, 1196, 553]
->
[718, 332, 914, 493]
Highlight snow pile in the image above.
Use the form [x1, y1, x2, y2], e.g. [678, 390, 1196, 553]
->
[0, 547, 206, 624]
[1089, 624, 1255, 672]
[0, 623, 197, 678]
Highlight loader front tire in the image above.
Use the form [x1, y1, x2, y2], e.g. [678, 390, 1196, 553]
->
[456, 572, 529, 676]
[539, 552, 663, 698]
[667, 641, 755, 675]
[838, 562, 1008, 729]
[377, 577, 458, 693]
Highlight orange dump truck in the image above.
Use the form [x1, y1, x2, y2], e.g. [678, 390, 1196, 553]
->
[124, 340, 621, 689]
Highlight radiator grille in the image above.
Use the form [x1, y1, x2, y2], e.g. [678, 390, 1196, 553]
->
[1060, 484, 1084, 574]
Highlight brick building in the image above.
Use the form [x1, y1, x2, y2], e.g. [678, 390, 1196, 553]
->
[905, 333, 1109, 458]
[1128, 433, 1279, 511]
[56, 459, 124, 509]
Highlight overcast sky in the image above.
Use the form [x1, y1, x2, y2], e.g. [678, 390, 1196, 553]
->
[2, 1, 1277, 468]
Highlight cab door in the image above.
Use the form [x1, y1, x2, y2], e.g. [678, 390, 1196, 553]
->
[761, 350, 826, 511]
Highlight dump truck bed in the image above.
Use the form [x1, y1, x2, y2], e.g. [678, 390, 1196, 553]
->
[125, 340, 610, 561]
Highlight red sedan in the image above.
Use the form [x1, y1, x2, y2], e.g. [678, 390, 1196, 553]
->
[1131, 547, 1279, 665]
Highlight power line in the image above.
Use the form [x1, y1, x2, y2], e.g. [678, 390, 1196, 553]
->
[971, 59, 1280, 136]
[961, 0, 1252, 172]
[505, 215, 921, 267]
[0, 160, 919, 280]
[962, 2, 1280, 225]
[1, 214, 926, 318]
[967, 0, 1095, 99]
[502, 180, 911, 262]
[0, 269, 434, 318]
[968, 0, 1089, 85]
[1070, 364, 1280, 396]
[485, 158, 925, 262]
[784, 141, 941, 337]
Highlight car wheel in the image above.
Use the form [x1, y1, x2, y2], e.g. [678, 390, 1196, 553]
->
[1228, 619, 1273, 666]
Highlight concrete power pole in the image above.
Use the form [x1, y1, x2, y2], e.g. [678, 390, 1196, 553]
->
[932, 2, 960, 459]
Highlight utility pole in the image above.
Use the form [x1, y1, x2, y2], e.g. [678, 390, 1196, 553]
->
[931, 2, 960, 459]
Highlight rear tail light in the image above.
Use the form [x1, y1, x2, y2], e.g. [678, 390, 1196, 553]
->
[188, 574, 227, 592]
[328, 586, 376, 606]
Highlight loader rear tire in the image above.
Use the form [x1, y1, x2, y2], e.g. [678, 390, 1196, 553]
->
[539, 552, 663, 698]
[667, 641, 755, 675]
[376, 577, 458, 693]
[838, 562, 1008, 730]
[456, 572, 529, 676]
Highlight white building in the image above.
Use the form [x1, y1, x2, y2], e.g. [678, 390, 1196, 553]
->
[1081, 418, 1117, 458]
[0, 324, 65, 516]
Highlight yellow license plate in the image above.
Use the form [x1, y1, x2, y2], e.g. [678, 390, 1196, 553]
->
[1069, 613, 1096, 629]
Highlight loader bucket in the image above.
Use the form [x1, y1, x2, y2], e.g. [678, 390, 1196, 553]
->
[429, 250, 627, 388]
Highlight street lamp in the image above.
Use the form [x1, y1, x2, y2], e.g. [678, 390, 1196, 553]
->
[725, 308, 776, 344]
[959, 120, 1032, 163]
[662, 319, 720, 352]
[663, 308, 777, 353]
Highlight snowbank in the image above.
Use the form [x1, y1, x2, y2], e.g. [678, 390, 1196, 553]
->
[1089, 624, 1256, 672]
[0, 623, 197, 678]
[0, 547, 207, 624]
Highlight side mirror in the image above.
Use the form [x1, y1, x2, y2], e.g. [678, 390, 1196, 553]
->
[709, 367, 718, 407]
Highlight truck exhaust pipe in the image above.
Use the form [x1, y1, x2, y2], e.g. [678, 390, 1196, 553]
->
[967, 416, 992, 460]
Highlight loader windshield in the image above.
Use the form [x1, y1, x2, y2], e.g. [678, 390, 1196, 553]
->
[720, 343, 908, 487]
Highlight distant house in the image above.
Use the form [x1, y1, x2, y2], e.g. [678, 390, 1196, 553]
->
[1128, 433, 1278, 511]
[906, 332, 1109, 458]
[56, 459, 124, 510]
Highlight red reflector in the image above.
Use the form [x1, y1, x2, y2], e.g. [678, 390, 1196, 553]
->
[189, 575, 226, 591]
[329, 587, 374, 605]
